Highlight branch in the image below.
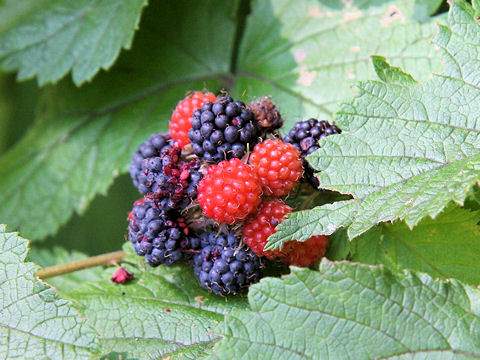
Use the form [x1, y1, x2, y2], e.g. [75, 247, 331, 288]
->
[36, 250, 126, 279]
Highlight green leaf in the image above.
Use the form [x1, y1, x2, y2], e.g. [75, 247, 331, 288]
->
[28, 246, 104, 293]
[413, 0, 444, 20]
[0, 0, 236, 240]
[267, 0, 480, 249]
[69, 247, 249, 360]
[324, 227, 351, 260]
[211, 261, 480, 359]
[0, 225, 99, 359]
[0, 0, 147, 86]
[351, 205, 480, 285]
[464, 185, 480, 211]
[235, 0, 443, 128]
[0, 75, 9, 153]
[371, 55, 417, 85]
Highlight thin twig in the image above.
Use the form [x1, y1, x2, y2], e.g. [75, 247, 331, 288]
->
[36, 250, 126, 279]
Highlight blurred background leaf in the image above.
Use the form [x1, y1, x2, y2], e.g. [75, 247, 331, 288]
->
[0, 0, 147, 85]
[350, 205, 480, 285]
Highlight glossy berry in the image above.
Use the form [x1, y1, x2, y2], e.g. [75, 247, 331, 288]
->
[283, 118, 341, 187]
[190, 231, 262, 295]
[243, 200, 329, 266]
[197, 158, 262, 224]
[130, 133, 173, 193]
[249, 139, 303, 196]
[188, 96, 260, 162]
[127, 197, 189, 267]
[170, 91, 216, 148]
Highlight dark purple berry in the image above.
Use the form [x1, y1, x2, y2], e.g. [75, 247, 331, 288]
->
[284, 118, 342, 187]
[188, 231, 262, 295]
[188, 96, 260, 163]
[128, 198, 189, 267]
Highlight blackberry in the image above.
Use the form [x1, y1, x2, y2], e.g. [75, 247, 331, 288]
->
[188, 96, 260, 162]
[130, 132, 174, 194]
[133, 144, 204, 210]
[190, 231, 263, 295]
[283, 119, 341, 187]
[128, 198, 189, 267]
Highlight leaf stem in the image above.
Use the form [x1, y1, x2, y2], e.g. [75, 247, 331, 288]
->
[36, 250, 126, 279]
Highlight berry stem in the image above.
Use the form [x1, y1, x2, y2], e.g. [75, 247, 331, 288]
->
[35, 250, 126, 279]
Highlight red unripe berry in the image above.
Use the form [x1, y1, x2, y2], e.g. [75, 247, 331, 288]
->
[243, 200, 291, 259]
[281, 235, 329, 267]
[249, 139, 303, 196]
[243, 200, 329, 266]
[197, 158, 262, 224]
[170, 91, 216, 148]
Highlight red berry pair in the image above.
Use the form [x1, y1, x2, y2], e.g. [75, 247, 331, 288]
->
[243, 200, 328, 266]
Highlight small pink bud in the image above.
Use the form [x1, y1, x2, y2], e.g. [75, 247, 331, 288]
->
[111, 267, 134, 284]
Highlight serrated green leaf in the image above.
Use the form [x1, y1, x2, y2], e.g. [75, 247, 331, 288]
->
[68, 251, 249, 360]
[0, 225, 99, 359]
[0, 0, 236, 240]
[235, 0, 443, 128]
[28, 246, 104, 293]
[0, 0, 147, 86]
[268, 0, 480, 249]
[351, 205, 480, 285]
[211, 261, 480, 359]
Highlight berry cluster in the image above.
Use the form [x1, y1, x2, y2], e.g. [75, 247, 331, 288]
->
[126, 90, 341, 296]
[283, 118, 342, 187]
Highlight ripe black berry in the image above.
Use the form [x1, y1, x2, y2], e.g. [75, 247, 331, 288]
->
[188, 96, 260, 162]
[189, 231, 263, 295]
[128, 198, 190, 267]
[129, 133, 173, 194]
[283, 118, 341, 187]
[132, 142, 204, 210]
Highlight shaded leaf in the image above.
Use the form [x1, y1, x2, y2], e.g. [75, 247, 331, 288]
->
[324, 227, 350, 260]
[211, 261, 480, 359]
[413, 0, 445, 20]
[0, 0, 147, 85]
[351, 205, 480, 285]
[0, 225, 99, 359]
